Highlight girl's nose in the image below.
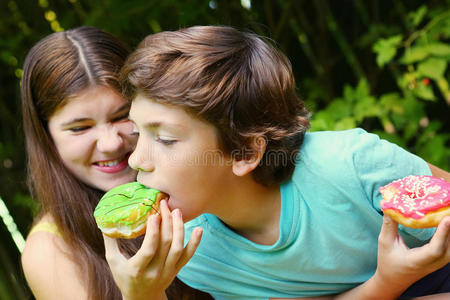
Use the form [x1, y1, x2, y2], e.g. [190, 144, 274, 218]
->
[96, 125, 123, 153]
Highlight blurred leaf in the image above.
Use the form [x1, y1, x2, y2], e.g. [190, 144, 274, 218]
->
[427, 43, 450, 56]
[355, 79, 370, 98]
[354, 96, 380, 121]
[417, 57, 447, 79]
[372, 35, 403, 67]
[435, 77, 450, 104]
[310, 111, 334, 131]
[334, 117, 356, 131]
[407, 5, 427, 27]
[412, 82, 436, 101]
[373, 130, 407, 148]
[400, 45, 429, 64]
[379, 93, 404, 114]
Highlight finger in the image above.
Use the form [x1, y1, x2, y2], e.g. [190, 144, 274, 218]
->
[130, 214, 160, 268]
[378, 214, 399, 248]
[427, 216, 450, 258]
[175, 226, 203, 271]
[103, 234, 125, 265]
[155, 200, 173, 260]
[406, 217, 450, 267]
[165, 209, 185, 270]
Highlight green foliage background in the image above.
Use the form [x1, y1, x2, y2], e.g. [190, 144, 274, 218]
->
[0, 0, 448, 298]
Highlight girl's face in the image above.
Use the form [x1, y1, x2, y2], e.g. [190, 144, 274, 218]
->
[48, 86, 137, 192]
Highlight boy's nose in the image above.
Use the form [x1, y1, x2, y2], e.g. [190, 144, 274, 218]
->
[128, 142, 154, 172]
[96, 125, 123, 153]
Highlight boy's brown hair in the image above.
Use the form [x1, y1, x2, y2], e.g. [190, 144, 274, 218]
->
[122, 25, 310, 185]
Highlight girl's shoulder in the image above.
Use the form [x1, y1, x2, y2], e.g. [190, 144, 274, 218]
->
[22, 214, 88, 299]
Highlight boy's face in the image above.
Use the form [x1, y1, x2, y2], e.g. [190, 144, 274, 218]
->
[128, 94, 234, 222]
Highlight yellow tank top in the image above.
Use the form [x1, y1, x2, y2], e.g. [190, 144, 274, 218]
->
[28, 222, 62, 237]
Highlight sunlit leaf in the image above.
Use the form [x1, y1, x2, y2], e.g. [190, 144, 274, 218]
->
[413, 82, 436, 101]
[372, 35, 403, 67]
[408, 5, 427, 27]
[417, 57, 447, 80]
[427, 43, 450, 56]
[334, 117, 356, 131]
[400, 45, 429, 64]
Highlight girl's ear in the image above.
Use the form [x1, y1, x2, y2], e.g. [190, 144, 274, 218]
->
[232, 136, 266, 177]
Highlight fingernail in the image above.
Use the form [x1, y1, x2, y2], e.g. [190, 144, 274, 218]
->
[151, 214, 159, 225]
[173, 209, 181, 217]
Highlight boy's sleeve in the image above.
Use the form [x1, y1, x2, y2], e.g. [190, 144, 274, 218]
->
[349, 128, 435, 245]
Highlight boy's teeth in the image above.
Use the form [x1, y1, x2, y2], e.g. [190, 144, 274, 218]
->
[97, 159, 120, 167]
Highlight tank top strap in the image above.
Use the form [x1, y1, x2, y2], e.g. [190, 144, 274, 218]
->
[28, 222, 62, 237]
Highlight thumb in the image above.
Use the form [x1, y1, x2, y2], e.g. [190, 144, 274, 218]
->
[103, 234, 125, 264]
[378, 214, 399, 247]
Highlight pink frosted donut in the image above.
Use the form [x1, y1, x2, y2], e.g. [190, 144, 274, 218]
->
[379, 175, 450, 228]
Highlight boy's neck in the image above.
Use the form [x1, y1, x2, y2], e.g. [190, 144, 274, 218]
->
[217, 177, 281, 245]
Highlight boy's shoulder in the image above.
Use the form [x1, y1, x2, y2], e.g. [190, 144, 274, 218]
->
[304, 127, 370, 146]
[301, 128, 373, 160]
[293, 128, 387, 183]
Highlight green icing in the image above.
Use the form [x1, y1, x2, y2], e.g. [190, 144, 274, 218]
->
[94, 182, 162, 227]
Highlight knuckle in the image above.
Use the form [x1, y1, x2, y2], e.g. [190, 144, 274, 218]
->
[140, 247, 156, 258]
[377, 235, 387, 246]
[170, 245, 183, 257]
[145, 268, 161, 281]
[129, 267, 141, 279]
[161, 236, 173, 247]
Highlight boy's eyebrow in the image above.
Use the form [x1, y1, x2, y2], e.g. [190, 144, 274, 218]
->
[143, 121, 186, 130]
[60, 104, 130, 127]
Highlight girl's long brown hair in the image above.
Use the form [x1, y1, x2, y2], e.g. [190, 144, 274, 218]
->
[21, 26, 138, 300]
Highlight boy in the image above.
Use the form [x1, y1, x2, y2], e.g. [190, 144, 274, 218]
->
[119, 26, 450, 299]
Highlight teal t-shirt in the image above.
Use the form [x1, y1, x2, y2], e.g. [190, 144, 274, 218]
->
[178, 129, 434, 299]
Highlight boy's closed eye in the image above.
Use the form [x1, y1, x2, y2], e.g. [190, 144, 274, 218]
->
[155, 136, 177, 146]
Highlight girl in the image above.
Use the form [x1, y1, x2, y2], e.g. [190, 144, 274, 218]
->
[20, 26, 208, 300]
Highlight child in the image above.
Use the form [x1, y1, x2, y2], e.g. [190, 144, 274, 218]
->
[115, 25, 449, 299]
[21, 26, 209, 300]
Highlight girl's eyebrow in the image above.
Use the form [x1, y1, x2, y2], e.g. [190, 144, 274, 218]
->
[60, 104, 130, 127]
[113, 103, 131, 114]
[60, 117, 91, 127]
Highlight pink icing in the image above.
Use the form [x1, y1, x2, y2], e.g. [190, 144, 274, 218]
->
[379, 175, 450, 219]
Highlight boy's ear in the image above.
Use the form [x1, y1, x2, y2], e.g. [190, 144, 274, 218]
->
[232, 136, 266, 177]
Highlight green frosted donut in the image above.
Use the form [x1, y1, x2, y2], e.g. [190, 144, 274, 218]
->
[94, 182, 167, 239]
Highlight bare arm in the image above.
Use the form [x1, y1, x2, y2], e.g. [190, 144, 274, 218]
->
[428, 163, 450, 182]
[22, 230, 88, 300]
[272, 164, 450, 300]
[272, 216, 450, 300]
[329, 162, 450, 300]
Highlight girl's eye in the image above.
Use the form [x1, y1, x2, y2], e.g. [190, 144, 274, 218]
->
[69, 126, 90, 132]
[156, 137, 177, 146]
[112, 114, 129, 122]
